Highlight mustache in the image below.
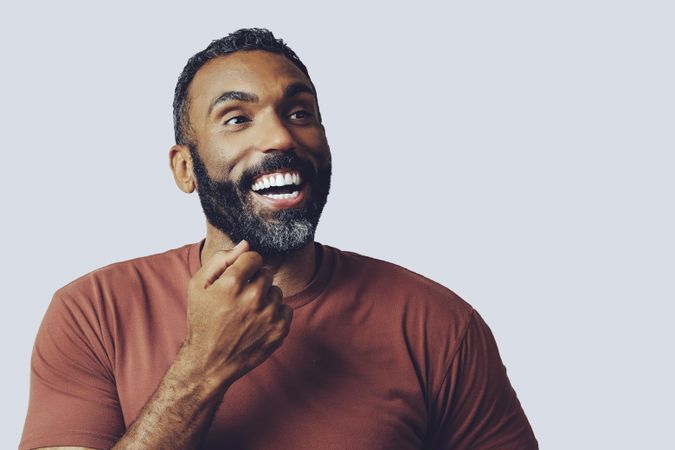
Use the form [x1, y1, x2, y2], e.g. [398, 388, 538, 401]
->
[239, 152, 316, 190]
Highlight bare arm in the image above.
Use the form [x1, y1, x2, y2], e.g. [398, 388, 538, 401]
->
[109, 343, 230, 449]
[117, 241, 291, 449]
[36, 241, 292, 450]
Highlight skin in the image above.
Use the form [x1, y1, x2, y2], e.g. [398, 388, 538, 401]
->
[172, 50, 331, 296]
[38, 50, 332, 450]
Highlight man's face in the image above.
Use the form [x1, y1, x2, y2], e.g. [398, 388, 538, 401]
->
[186, 50, 332, 257]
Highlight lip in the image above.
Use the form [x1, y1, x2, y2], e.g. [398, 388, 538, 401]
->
[251, 183, 308, 210]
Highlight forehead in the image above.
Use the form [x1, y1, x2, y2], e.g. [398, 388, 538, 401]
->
[188, 50, 311, 115]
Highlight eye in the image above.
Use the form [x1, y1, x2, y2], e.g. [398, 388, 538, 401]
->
[289, 110, 312, 121]
[224, 115, 250, 125]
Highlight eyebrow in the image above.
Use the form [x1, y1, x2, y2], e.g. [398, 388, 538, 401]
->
[208, 91, 259, 115]
[283, 81, 315, 99]
[208, 82, 316, 116]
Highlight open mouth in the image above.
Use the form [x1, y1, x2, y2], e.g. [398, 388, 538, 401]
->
[250, 170, 306, 207]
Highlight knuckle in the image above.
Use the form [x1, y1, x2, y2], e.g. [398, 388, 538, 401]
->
[272, 323, 290, 342]
[218, 273, 239, 291]
[244, 251, 263, 266]
[246, 283, 264, 302]
[259, 267, 273, 282]
[256, 270, 272, 286]
[226, 263, 245, 280]
[241, 292, 262, 312]
[273, 325, 288, 341]
[264, 333, 282, 350]
[260, 302, 276, 320]
[268, 330, 283, 343]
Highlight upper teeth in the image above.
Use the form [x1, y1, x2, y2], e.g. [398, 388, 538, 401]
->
[251, 171, 302, 191]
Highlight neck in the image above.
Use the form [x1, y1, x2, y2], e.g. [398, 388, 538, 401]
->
[200, 223, 318, 298]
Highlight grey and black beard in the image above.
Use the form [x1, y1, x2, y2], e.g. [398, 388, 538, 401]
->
[190, 146, 331, 258]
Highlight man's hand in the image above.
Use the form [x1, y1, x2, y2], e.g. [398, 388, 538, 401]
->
[182, 240, 293, 386]
[108, 241, 293, 449]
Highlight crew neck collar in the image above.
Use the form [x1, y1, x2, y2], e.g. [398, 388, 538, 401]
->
[187, 240, 334, 309]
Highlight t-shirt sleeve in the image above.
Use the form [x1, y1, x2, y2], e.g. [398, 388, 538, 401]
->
[427, 310, 538, 449]
[20, 290, 125, 450]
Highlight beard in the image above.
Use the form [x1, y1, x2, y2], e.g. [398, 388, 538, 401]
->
[190, 145, 331, 258]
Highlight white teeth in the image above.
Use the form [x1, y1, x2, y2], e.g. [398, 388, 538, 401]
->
[251, 171, 302, 191]
[262, 191, 300, 200]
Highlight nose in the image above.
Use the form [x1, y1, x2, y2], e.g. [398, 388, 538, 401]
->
[257, 112, 295, 153]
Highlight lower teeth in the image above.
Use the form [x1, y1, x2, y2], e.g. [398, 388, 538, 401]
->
[262, 191, 299, 200]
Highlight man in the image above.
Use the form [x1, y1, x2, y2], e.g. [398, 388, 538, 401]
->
[20, 28, 537, 449]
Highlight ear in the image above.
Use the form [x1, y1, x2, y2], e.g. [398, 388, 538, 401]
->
[169, 144, 196, 193]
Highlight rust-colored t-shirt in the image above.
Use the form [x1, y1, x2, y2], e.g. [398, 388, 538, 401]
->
[21, 241, 537, 449]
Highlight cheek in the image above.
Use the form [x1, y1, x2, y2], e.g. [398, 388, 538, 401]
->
[204, 133, 264, 179]
[299, 128, 331, 165]
[314, 142, 332, 168]
[198, 146, 240, 182]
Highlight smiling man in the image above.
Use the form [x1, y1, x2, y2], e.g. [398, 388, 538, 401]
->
[20, 29, 537, 449]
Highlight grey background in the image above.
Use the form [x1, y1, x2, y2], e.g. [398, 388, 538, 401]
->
[2, 1, 673, 448]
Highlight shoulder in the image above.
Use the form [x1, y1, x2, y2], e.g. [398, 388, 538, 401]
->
[54, 241, 198, 306]
[326, 245, 474, 320]
[323, 246, 478, 388]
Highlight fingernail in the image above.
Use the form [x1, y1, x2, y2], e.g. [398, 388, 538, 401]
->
[235, 240, 248, 249]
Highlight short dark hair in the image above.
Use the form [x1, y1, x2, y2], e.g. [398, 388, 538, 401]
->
[173, 28, 317, 145]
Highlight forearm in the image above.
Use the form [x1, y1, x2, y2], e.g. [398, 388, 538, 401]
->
[111, 344, 230, 450]
[111, 246, 291, 449]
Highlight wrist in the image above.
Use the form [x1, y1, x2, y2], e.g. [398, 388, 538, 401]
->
[170, 341, 233, 402]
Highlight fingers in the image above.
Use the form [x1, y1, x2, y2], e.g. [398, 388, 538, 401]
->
[196, 241, 249, 288]
[279, 303, 293, 324]
[213, 251, 264, 290]
[248, 268, 274, 310]
[226, 240, 250, 261]
[267, 286, 284, 316]
[267, 303, 294, 350]
[262, 286, 290, 325]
